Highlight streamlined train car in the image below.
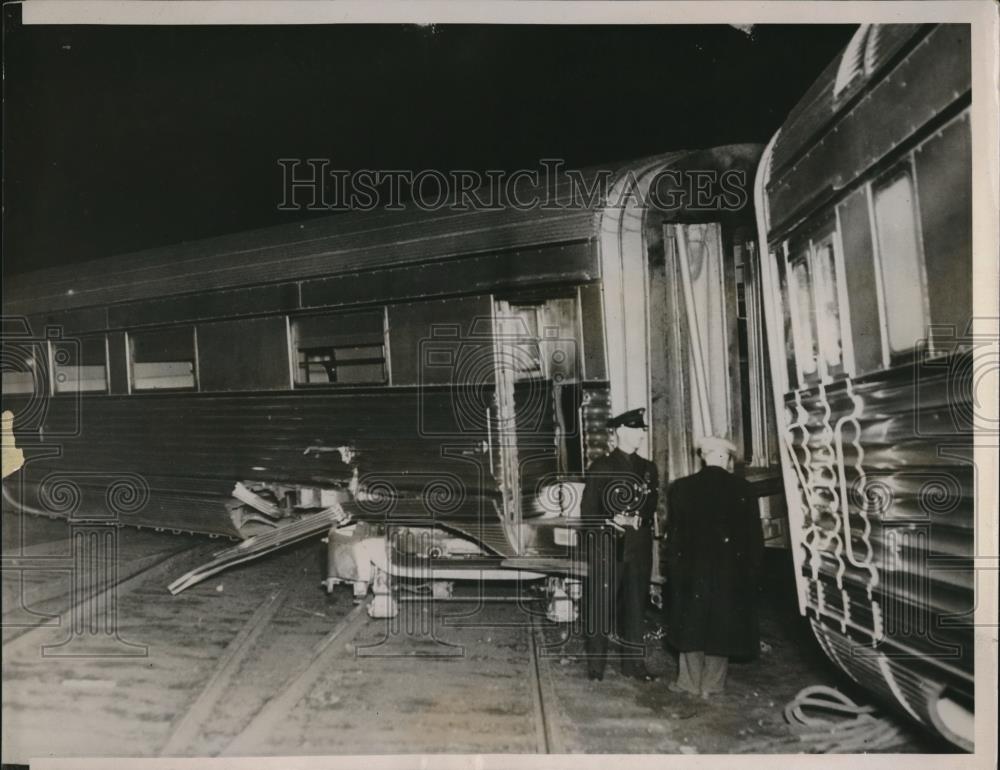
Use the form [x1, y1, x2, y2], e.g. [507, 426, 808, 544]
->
[754, 24, 974, 749]
[2, 144, 780, 618]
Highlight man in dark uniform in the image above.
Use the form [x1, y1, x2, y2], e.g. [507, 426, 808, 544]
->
[665, 436, 764, 697]
[580, 407, 659, 682]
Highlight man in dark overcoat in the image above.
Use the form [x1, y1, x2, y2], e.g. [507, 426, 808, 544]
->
[580, 407, 659, 682]
[665, 435, 763, 696]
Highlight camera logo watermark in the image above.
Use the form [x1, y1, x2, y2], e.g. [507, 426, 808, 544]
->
[417, 315, 578, 443]
[3, 469, 152, 658]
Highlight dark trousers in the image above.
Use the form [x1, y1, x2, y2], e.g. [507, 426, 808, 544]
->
[582, 527, 650, 676]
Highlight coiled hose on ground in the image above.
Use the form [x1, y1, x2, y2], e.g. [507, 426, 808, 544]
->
[739, 685, 905, 753]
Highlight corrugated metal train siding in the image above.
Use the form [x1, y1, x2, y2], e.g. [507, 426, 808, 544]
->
[785, 358, 974, 691]
[6, 382, 611, 549]
[9, 388, 501, 532]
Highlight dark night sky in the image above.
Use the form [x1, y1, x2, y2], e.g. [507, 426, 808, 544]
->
[2, 7, 855, 275]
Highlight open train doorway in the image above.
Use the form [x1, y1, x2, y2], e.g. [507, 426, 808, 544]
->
[491, 292, 585, 543]
[650, 220, 785, 550]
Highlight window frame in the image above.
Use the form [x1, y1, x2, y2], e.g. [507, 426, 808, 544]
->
[807, 220, 853, 381]
[289, 308, 389, 388]
[50, 333, 110, 396]
[786, 238, 821, 388]
[0, 339, 51, 398]
[126, 325, 199, 393]
[868, 160, 931, 365]
[770, 244, 795, 394]
[779, 212, 855, 390]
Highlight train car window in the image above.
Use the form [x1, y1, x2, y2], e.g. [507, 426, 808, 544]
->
[914, 113, 972, 347]
[503, 298, 579, 383]
[387, 295, 493, 386]
[872, 167, 928, 355]
[107, 331, 131, 395]
[129, 327, 197, 391]
[836, 188, 884, 375]
[291, 309, 386, 386]
[198, 317, 291, 392]
[1, 371, 37, 395]
[579, 283, 606, 381]
[773, 250, 796, 391]
[52, 335, 108, 393]
[810, 232, 847, 377]
[0, 343, 47, 396]
[788, 249, 820, 384]
[504, 306, 543, 380]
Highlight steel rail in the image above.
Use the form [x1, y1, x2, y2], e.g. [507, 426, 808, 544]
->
[527, 612, 565, 754]
[158, 583, 294, 756]
[1, 542, 207, 650]
[219, 597, 373, 757]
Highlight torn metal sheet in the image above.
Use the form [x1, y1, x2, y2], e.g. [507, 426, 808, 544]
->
[168, 505, 349, 594]
[232, 482, 280, 517]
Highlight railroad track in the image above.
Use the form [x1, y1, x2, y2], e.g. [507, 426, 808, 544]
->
[4, 520, 934, 760]
[528, 612, 566, 753]
[5, 519, 709, 759]
[1, 540, 209, 649]
[159, 582, 568, 756]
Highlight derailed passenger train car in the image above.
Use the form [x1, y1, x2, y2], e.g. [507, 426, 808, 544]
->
[754, 24, 974, 749]
[2, 145, 781, 617]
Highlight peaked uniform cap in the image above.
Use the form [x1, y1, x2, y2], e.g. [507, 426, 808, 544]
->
[608, 408, 648, 429]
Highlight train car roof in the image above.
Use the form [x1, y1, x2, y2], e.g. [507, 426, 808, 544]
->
[4, 144, 760, 316]
[759, 24, 968, 235]
[766, 24, 924, 181]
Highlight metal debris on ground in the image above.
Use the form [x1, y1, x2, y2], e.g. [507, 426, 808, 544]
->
[168, 506, 349, 594]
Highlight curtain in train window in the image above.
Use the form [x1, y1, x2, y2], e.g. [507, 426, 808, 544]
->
[292, 310, 386, 385]
[810, 233, 846, 376]
[53, 335, 108, 393]
[129, 327, 197, 391]
[788, 248, 819, 384]
[872, 168, 927, 354]
[774, 250, 797, 392]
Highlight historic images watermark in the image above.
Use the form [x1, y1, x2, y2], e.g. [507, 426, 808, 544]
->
[277, 158, 750, 213]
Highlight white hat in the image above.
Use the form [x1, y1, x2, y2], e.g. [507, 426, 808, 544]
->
[697, 436, 738, 456]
